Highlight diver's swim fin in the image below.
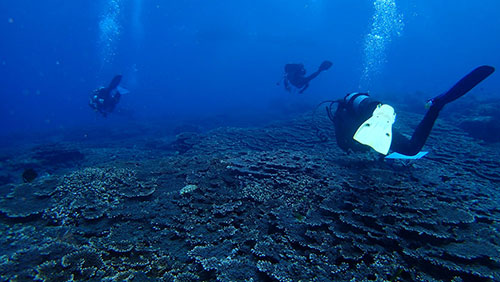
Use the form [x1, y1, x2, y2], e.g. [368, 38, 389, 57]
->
[428, 65, 494, 108]
[116, 86, 130, 95]
[108, 75, 123, 90]
[353, 104, 396, 155]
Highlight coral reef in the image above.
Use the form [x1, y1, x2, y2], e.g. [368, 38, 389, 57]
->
[0, 111, 499, 281]
[45, 167, 157, 224]
[31, 143, 85, 167]
[452, 98, 500, 143]
[171, 132, 202, 154]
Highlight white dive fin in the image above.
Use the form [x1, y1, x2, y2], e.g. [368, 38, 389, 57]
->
[386, 151, 428, 160]
[117, 86, 130, 95]
[353, 104, 396, 155]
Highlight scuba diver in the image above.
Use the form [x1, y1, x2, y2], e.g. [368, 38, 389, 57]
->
[283, 60, 333, 94]
[319, 65, 495, 157]
[89, 75, 123, 117]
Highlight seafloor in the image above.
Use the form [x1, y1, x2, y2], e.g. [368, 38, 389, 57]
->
[1, 101, 500, 282]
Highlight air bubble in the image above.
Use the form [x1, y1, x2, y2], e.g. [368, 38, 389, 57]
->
[360, 0, 404, 88]
[98, 0, 122, 66]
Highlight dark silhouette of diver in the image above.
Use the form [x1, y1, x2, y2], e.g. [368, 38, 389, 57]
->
[89, 75, 123, 117]
[318, 65, 495, 156]
[283, 60, 333, 94]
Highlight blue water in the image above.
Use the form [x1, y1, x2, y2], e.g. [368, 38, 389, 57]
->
[0, 0, 499, 135]
[2, 2, 500, 281]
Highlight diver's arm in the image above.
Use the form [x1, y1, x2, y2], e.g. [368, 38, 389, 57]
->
[303, 70, 322, 84]
[299, 83, 309, 94]
[284, 77, 291, 92]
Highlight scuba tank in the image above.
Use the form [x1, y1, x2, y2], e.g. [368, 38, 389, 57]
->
[341, 92, 373, 115]
[312, 93, 380, 151]
[331, 93, 381, 153]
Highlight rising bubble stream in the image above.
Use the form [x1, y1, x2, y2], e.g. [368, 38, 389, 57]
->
[99, 0, 122, 67]
[360, 0, 404, 89]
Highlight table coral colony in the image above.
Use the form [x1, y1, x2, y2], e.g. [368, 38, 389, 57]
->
[1, 113, 499, 281]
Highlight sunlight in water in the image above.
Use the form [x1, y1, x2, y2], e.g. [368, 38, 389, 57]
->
[360, 0, 404, 89]
[128, 0, 143, 86]
[132, 0, 143, 42]
[98, 0, 122, 66]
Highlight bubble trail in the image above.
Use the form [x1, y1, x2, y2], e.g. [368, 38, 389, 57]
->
[360, 0, 404, 89]
[98, 0, 122, 66]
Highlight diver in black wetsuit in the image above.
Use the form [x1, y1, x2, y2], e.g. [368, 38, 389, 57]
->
[89, 75, 123, 117]
[284, 60, 333, 94]
[322, 65, 495, 156]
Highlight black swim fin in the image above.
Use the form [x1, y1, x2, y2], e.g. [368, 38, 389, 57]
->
[429, 65, 494, 108]
[107, 75, 122, 90]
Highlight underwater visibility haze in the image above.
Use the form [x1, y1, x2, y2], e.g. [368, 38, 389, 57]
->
[0, 0, 500, 281]
[1, 0, 498, 134]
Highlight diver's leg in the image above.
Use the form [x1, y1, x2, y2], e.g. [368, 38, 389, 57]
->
[428, 66, 494, 108]
[392, 65, 495, 156]
[392, 105, 441, 156]
[108, 75, 122, 90]
[284, 79, 291, 92]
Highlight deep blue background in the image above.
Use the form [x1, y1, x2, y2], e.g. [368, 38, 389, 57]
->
[0, 0, 499, 137]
